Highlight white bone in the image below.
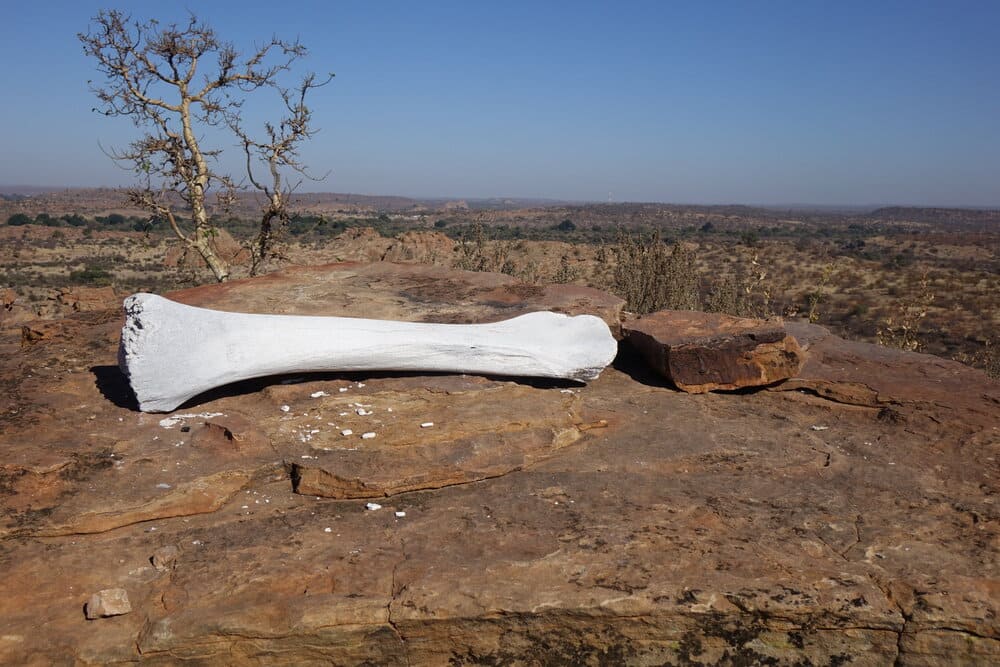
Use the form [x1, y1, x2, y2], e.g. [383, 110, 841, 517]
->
[118, 293, 618, 412]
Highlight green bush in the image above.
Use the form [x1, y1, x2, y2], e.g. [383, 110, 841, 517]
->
[555, 219, 576, 232]
[69, 266, 114, 287]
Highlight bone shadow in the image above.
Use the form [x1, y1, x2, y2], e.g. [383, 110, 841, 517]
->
[152, 369, 582, 413]
[91, 365, 139, 411]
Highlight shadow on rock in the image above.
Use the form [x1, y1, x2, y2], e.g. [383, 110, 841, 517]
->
[168, 370, 580, 412]
[91, 365, 139, 411]
[611, 341, 674, 389]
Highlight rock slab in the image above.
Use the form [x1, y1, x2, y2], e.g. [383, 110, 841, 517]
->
[0, 263, 996, 664]
[624, 310, 806, 392]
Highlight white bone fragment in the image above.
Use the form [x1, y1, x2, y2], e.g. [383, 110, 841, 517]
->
[119, 293, 618, 413]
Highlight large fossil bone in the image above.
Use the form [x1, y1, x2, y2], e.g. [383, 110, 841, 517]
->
[119, 293, 619, 412]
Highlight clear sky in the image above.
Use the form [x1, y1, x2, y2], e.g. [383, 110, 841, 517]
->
[2, 1, 998, 206]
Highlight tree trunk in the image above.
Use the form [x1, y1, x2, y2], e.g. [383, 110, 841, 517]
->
[192, 230, 231, 282]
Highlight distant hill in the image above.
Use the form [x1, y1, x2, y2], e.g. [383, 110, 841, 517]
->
[0, 187, 574, 218]
[870, 206, 1000, 226]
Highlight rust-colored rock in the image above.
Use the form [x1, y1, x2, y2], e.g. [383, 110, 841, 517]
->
[381, 230, 455, 264]
[1, 288, 35, 329]
[1, 287, 15, 309]
[623, 310, 806, 392]
[55, 286, 118, 312]
[0, 263, 997, 664]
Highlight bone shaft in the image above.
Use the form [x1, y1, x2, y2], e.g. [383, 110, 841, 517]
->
[119, 294, 618, 412]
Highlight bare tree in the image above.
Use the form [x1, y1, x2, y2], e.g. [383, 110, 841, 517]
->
[79, 10, 330, 281]
[230, 73, 332, 276]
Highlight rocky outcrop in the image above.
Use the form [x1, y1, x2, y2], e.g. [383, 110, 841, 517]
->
[623, 310, 806, 392]
[0, 263, 996, 664]
[328, 226, 394, 262]
[381, 230, 455, 264]
[55, 286, 119, 312]
[0, 287, 34, 328]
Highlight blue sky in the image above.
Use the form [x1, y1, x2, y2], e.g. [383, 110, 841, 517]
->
[2, 1, 998, 206]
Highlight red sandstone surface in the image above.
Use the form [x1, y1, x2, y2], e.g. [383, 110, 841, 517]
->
[0, 263, 996, 664]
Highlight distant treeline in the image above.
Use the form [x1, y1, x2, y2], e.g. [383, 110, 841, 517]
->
[3, 209, 932, 258]
[5, 211, 157, 231]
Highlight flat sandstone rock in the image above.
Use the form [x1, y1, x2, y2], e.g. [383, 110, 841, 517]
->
[624, 310, 806, 392]
[0, 262, 997, 664]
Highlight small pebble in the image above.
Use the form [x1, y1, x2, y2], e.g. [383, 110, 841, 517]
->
[361, 432, 376, 439]
[324, 527, 332, 533]
[341, 429, 353, 436]
[395, 511, 406, 518]
[811, 425, 829, 431]
[338, 387, 349, 393]
[85, 588, 132, 620]
[311, 391, 329, 398]
[280, 405, 291, 413]
[365, 502, 382, 511]
[420, 422, 434, 428]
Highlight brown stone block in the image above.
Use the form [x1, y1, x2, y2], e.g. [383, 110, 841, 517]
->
[623, 310, 805, 392]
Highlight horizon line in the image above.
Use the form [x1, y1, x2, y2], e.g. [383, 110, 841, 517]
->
[2, 184, 999, 213]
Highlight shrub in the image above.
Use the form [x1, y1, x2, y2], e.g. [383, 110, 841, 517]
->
[876, 273, 934, 352]
[454, 223, 516, 275]
[610, 229, 699, 314]
[555, 219, 576, 232]
[551, 255, 579, 284]
[69, 265, 114, 287]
